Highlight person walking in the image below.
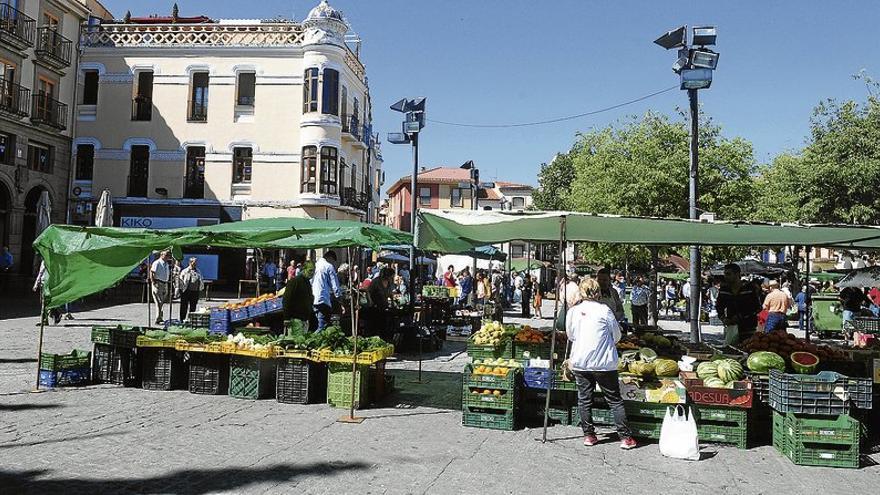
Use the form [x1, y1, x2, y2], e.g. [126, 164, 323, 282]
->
[178, 257, 204, 321]
[566, 278, 637, 449]
[762, 280, 790, 332]
[150, 251, 172, 325]
[629, 276, 650, 326]
[532, 276, 543, 319]
[664, 281, 677, 316]
[520, 274, 532, 318]
[312, 251, 341, 332]
[794, 283, 814, 333]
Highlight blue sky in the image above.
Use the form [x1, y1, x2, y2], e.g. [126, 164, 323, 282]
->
[100, 1, 878, 188]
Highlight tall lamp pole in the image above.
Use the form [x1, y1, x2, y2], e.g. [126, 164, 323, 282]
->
[389, 97, 427, 307]
[655, 25, 719, 343]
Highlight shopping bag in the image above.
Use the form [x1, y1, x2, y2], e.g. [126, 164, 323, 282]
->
[659, 405, 700, 460]
[723, 324, 739, 345]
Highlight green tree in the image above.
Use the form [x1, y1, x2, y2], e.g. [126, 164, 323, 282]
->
[532, 152, 576, 210]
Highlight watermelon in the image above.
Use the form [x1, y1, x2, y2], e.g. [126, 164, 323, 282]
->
[696, 361, 719, 380]
[653, 359, 679, 377]
[628, 361, 655, 376]
[747, 351, 785, 373]
[703, 377, 726, 388]
[638, 347, 658, 362]
[791, 352, 819, 374]
[716, 359, 744, 382]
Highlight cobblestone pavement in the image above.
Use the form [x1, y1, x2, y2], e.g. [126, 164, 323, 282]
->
[1, 299, 878, 494]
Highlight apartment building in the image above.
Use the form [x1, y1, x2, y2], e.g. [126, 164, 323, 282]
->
[0, 0, 110, 275]
[71, 1, 382, 232]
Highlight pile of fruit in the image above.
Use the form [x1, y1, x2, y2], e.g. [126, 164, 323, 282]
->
[740, 330, 846, 364]
[514, 325, 545, 343]
[473, 363, 514, 376]
[473, 358, 522, 369]
[471, 321, 515, 347]
[619, 348, 679, 377]
[470, 389, 506, 397]
[217, 292, 278, 311]
[695, 359, 745, 388]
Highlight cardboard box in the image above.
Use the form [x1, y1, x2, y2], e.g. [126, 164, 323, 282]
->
[644, 379, 687, 404]
[619, 376, 646, 402]
[680, 372, 754, 408]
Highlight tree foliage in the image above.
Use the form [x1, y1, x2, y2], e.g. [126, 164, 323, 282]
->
[532, 152, 576, 211]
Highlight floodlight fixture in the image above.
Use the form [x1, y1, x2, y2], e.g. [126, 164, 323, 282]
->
[654, 25, 687, 50]
[460, 160, 474, 170]
[390, 98, 408, 113]
[692, 26, 716, 46]
[387, 132, 409, 144]
[680, 68, 713, 90]
[689, 49, 719, 70]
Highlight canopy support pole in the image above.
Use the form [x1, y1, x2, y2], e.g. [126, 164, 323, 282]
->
[339, 246, 364, 424]
[804, 245, 812, 343]
[33, 293, 46, 392]
[649, 246, 659, 326]
[541, 216, 566, 443]
[147, 279, 151, 327]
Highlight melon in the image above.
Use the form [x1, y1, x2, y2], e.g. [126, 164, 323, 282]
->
[703, 377, 726, 388]
[716, 359, 744, 382]
[747, 351, 786, 373]
[696, 361, 719, 380]
[791, 352, 819, 374]
[638, 347, 658, 362]
[653, 359, 679, 377]
[629, 361, 655, 376]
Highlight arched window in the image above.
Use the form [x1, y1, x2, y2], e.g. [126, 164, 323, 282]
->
[321, 68, 339, 115]
[301, 146, 317, 193]
[320, 146, 338, 195]
[303, 68, 319, 113]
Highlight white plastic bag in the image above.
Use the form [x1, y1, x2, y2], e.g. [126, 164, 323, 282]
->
[659, 405, 700, 460]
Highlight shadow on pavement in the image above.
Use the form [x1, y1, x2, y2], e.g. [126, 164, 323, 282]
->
[0, 358, 37, 364]
[0, 461, 370, 494]
[394, 340, 466, 363]
[381, 370, 461, 411]
[0, 403, 62, 412]
[0, 429, 128, 450]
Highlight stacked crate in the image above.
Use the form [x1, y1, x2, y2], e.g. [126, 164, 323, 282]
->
[770, 369, 872, 468]
[462, 363, 519, 430]
[140, 348, 186, 391]
[39, 350, 91, 388]
[229, 355, 276, 400]
[187, 352, 230, 395]
[276, 358, 327, 404]
[326, 362, 370, 409]
[91, 326, 142, 386]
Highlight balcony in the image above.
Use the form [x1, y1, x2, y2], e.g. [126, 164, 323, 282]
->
[0, 78, 30, 117]
[35, 27, 72, 69]
[188, 100, 208, 122]
[0, 4, 35, 49]
[341, 114, 361, 142]
[31, 93, 67, 130]
[131, 96, 152, 121]
[340, 187, 371, 212]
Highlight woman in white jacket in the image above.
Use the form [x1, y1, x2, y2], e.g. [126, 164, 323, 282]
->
[566, 277, 636, 449]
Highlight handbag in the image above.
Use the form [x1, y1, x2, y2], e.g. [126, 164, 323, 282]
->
[659, 405, 700, 460]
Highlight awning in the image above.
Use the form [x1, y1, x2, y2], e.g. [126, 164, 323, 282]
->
[837, 267, 880, 288]
[416, 210, 880, 253]
[34, 217, 412, 308]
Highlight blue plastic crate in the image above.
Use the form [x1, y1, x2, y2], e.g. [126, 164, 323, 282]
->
[39, 367, 91, 388]
[265, 297, 283, 313]
[209, 318, 230, 334]
[230, 307, 249, 322]
[524, 367, 554, 389]
[210, 308, 229, 321]
[247, 301, 268, 318]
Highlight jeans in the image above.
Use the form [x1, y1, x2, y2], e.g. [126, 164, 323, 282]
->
[314, 304, 332, 332]
[573, 369, 632, 438]
[764, 312, 787, 332]
[798, 310, 806, 331]
[179, 290, 199, 321]
[631, 304, 648, 326]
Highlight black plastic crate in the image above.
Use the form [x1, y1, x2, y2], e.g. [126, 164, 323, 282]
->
[769, 370, 873, 414]
[276, 358, 326, 404]
[140, 348, 186, 391]
[187, 352, 229, 395]
[92, 344, 139, 386]
[744, 372, 770, 404]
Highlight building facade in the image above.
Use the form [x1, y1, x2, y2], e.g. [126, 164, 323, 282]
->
[0, 0, 109, 276]
[72, 1, 382, 233]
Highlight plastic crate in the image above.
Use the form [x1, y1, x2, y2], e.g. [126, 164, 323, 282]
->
[698, 421, 749, 449]
[229, 307, 249, 322]
[326, 363, 369, 409]
[247, 301, 267, 318]
[852, 317, 880, 334]
[778, 411, 862, 445]
[229, 355, 276, 400]
[40, 349, 91, 372]
[693, 405, 749, 424]
[512, 342, 552, 362]
[553, 368, 579, 392]
[772, 411, 861, 468]
[140, 348, 186, 391]
[745, 372, 770, 404]
[463, 364, 519, 390]
[463, 386, 516, 410]
[318, 345, 394, 365]
[187, 312, 211, 328]
[462, 406, 516, 431]
[466, 340, 514, 361]
[277, 358, 326, 404]
[187, 352, 229, 395]
[628, 420, 664, 440]
[524, 367, 554, 389]
[92, 344, 139, 386]
[91, 325, 141, 347]
[769, 369, 873, 414]
[39, 368, 90, 388]
[265, 297, 283, 313]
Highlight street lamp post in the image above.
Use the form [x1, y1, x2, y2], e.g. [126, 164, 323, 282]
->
[389, 97, 427, 307]
[655, 25, 718, 343]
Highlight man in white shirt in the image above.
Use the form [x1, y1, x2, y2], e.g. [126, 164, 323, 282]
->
[682, 278, 692, 322]
[150, 250, 172, 324]
[566, 277, 636, 450]
[312, 250, 342, 332]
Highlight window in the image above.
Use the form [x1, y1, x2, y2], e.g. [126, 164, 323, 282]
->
[511, 244, 524, 258]
[321, 68, 339, 115]
[75, 144, 94, 180]
[132, 71, 152, 121]
[451, 188, 463, 208]
[184, 146, 206, 199]
[27, 142, 51, 173]
[349, 161, 356, 192]
[189, 72, 209, 122]
[320, 146, 338, 194]
[301, 146, 317, 193]
[232, 147, 252, 184]
[0, 133, 15, 165]
[419, 187, 431, 206]
[302, 68, 318, 113]
[340, 86, 347, 118]
[82, 70, 98, 105]
[512, 197, 525, 208]
[237, 72, 255, 106]
[128, 145, 149, 197]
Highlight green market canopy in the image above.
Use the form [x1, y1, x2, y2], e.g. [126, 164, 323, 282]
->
[34, 217, 413, 308]
[416, 210, 880, 253]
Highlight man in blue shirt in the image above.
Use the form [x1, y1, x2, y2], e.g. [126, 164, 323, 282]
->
[311, 250, 341, 332]
[457, 267, 473, 307]
[629, 276, 650, 326]
[0, 246, 12, 271]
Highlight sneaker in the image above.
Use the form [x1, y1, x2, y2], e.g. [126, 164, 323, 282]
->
[620, 437, 637, 450]
[583, 434, 599, 447]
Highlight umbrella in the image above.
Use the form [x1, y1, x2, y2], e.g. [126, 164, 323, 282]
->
[377, 251, 410, 263]
[708, 259, 785, 277]
[94, 189, 114, 227]
[35, 191, 51, 238]
[837, 266, 880, 288]
[416, 256, 436, 265]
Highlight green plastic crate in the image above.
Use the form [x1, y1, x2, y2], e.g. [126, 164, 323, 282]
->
[40, 349, 91, 371]
[693, 405, 748, 424]
[462, 406, 516, 431]
[463, 364, 519, 390]
[779, 411, 862, 445]
[462, 386, 516, 410]
[467, 340, 514, 361]
[698, 421, 749, 449]
[628, 419, 663, 440]
[772, 411, 860, 468]
[512, 342, 552, 362]
[90, 325, 140, 347]
[552, 368, 578, 392]
[326, 363, 369, 409]
[229, 355, 276, 400]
